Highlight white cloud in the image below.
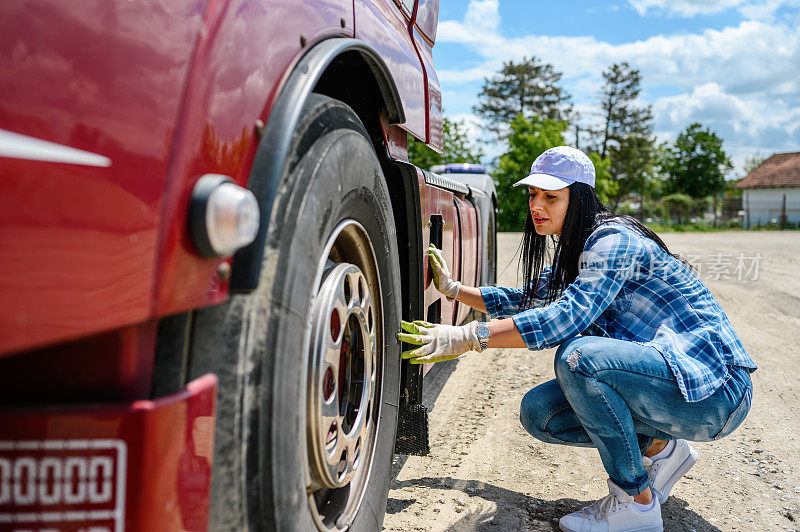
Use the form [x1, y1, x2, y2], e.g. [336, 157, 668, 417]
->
[447, 113, 483, 143]
[654, 83, 750, 131]
[439, 18, 800, 98]
[463, 0, 501, 33]
[653, 83, 800, 157]
[436, 0, 800, 174]
[626, 0, 800, 18]
[627, 0, 747, 17]
[738, 0, 800, 20]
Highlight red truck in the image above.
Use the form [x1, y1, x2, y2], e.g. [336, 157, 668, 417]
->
[0, 0, 497, 530]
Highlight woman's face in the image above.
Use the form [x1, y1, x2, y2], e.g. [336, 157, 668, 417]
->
[528, 186, 570, 236]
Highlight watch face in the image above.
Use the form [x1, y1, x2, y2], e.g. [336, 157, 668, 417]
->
[477, 323, 490, 339]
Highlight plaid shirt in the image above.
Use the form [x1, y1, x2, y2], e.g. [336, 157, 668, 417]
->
[480, 222, 757, 402]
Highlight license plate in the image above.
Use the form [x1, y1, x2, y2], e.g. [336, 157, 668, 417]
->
[0, 440, 126, 532]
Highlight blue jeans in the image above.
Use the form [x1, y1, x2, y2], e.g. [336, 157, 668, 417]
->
[519, 335, 753, 496]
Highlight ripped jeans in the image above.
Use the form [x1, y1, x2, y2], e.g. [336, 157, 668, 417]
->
[519, 335, 753, 496]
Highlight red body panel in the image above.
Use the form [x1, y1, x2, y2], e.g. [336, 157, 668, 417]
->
[418, 172, 456, 324]
[412, 26, 443, 151]
[0, 0, 435, 355]
[0, 375, 217, 532]
[380, 113, 410, 162]
[152, 0, 354, 316]
[417, 174, 483, 375]
[355, 0, 426, 140]
[0, 0, 205, 356]
[415, 0, 439, 43]
[0, 322, 158, 404]
[454, 196, 479, 325]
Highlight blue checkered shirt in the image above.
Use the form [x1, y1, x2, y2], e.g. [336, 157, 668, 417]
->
[480, 222, 757, 402]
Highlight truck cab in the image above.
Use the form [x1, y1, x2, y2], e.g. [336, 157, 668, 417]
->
[0, 1, 495, 530]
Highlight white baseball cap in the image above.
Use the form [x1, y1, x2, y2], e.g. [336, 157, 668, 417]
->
[513, 146, 595, 190]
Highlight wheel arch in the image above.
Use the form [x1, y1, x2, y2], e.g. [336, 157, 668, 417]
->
[312, 51, 424, 328]
[230, 37, 406, 292]
[229, 36, 426, 420]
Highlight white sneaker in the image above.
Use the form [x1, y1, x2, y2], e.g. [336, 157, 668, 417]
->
[559, 478, 663, 532]
[642, 439, 698, 504]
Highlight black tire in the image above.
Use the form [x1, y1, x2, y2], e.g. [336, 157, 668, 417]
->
[189, 94, 402, 531]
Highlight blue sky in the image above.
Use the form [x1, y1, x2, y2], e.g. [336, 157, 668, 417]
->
[432, 0, 800, 176]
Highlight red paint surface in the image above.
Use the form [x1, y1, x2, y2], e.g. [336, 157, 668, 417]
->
[417, 175, 482, 329]
[0, 0, 433, 355]
[0, 322, 158, 404]
[415, 0, 439, 44]
[418, 172, 456, 324]
[417, 174, 485, 376]
[412, 26, 443, 151]
[0, 0, 205, 356]
[454, 196, 479, 325]
[355, 0, 426, 140]
[0, 374, 217, 532]
[152, 0, 353, 316]
[380, 112, 410, 162]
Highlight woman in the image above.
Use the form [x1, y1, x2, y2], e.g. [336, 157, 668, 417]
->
[398, 146, 756, 532]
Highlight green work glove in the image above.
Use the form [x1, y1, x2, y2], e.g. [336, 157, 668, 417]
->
[397, 320, 482, 364]
[428, 244, 460, 301]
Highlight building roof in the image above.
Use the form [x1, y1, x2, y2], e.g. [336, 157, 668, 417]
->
[735, 152, 800, 188]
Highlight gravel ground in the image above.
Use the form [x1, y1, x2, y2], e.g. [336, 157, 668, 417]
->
[383, 230, 800, 532]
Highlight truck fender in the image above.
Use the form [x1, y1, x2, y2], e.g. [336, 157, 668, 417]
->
[230, 38, 405, 291]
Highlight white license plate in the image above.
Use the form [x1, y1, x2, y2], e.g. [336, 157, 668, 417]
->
[0, 440, 126, 532]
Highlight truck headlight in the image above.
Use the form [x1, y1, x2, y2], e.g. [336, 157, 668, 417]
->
[190, 174, 260, 257]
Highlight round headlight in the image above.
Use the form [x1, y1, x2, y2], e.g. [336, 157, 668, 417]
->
[190, 174, 260, 257]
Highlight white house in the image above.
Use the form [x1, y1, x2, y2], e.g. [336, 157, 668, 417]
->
[735, 152, 800, 228]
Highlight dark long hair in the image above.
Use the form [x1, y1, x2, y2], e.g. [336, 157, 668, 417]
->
[519, 182, 688, 309]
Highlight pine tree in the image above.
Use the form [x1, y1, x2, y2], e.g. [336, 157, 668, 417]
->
[473, 57, 572, 137]
[599, 62, 653, 158]
[598, 62, 656, 212]
[743, 151, 767, 175]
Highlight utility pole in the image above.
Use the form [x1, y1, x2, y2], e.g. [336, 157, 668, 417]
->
[781, 193, 787, 230]
[745, 191, 750, 229]
[713, 193, 718, 228]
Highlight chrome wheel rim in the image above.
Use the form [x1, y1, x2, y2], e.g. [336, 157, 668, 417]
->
[306, 220, 382, 530]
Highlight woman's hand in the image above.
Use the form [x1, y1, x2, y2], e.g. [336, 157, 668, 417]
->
[397, 320, 481, 364]
[428, 244, 461, 301]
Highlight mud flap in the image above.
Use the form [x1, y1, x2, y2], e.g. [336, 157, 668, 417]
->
[394, 403, 430, 455]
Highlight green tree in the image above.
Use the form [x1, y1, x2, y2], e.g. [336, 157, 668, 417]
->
[599, 62, 654, 158]
[597, 62, 656, 213]
[589, 152, 617, 208]
[607, 134, 657, 212]
[407, 117, 483, 170]
[659, 193, 693, 224]
[474, 57, 572, 137]
[661, 123, 732, 199]
[641, 144, 674, 220]
[492, 114, 568, 231]
[743, 151, 767, 175]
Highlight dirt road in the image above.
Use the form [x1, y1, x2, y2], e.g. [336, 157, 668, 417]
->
[383, 230, 800, 531]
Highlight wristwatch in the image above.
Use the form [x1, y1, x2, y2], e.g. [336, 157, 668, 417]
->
[476, 322, 491, 352]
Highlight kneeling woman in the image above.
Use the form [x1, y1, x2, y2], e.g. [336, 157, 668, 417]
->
[398, 146, 756, 532]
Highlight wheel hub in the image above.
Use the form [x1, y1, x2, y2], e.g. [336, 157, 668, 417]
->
[308, 263, 376, 490]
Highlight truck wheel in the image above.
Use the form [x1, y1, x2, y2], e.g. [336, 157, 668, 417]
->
[190, 94, 401, 531]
